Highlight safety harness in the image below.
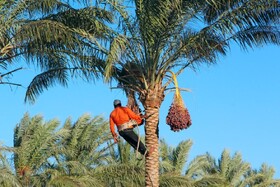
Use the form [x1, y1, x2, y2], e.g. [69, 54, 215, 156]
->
[117, 120, 137, 132]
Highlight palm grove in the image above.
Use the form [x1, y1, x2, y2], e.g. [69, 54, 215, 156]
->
[0, 113, 279, 186]
[1, 0, 280, 186]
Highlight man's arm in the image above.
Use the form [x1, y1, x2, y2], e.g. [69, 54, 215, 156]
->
[125, 107, 143, 124]
[109, 116, 119, 143]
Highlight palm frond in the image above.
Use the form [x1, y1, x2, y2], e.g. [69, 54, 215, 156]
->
[94, 163, 145, 187]
[23, 0, 70, 16]
[233, 26, 280, 49]
[241, 163, 280, 186]
[1, 0, 116, 102]
[0, 149, 20, 186]
[219, 149, 231, 178]
[160, 173, 193, 187]
[24, 68, 69, 103]
[58, 114, 112, 168]
[159, 139, 193, 175]
[202, 0, 280, 48]
[204, 0, 280, 26]
[13, 113, 69, 178]
[104, 35, 128, 82]
[159, 139, 173, 173]
[229, 152, 251, 186]
[192, 175, 224, 187]
[173, 139, 193, 174]
[185, 155, 211, 178]
[206, 149, 253, 186]
[47, 6, 114, 36]
[0, 168, 21, 187]
[47, 174, 102, 187]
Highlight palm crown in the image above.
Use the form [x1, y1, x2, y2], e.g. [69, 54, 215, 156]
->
[106, 0, 280, 97]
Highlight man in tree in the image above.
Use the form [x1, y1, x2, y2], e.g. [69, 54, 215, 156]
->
[110, 99, 154, 156]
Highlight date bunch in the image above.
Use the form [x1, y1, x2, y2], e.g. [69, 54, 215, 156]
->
[166, 97, 192, 132]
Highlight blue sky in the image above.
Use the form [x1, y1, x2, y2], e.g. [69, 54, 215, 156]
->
[1, 43, 280, 178]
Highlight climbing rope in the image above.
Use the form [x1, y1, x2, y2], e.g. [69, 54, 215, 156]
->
[135, 122, 142, 160]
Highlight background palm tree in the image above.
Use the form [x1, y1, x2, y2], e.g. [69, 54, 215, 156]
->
[0, 148, 20, 187]
[202, 150, 252, 187]
[95, 138, 145, 187]
[0, 0, 117, 101]
[201, 150, 280, 187]
[244, 164, 280, 187]
[102, 1, 280, 186]
[0, 1, 24, 87]
[159, 139, 222, 187]
[44, 114, 110, 187]
[13, 113, 70, 186]
[1, 113, 280, 186]
[12, 113, 113, 186]
[160, 139, 196, 174]
[58, 114, 111, 167]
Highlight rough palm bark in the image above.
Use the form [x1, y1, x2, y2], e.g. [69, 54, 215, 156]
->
[144, 107, 160, 186]
[126, 91, 141, 114]
[140, 84, 164, 186]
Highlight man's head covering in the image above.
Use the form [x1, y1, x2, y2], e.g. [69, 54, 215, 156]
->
[113, 99, 121, 106]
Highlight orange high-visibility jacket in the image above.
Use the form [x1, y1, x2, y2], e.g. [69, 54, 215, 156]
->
[110, 106, 142, 136]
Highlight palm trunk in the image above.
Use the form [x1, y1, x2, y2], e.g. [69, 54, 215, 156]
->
[145, 106, 160, 187]
[140, 84, 164, 187]
[126, 90, 140, 114]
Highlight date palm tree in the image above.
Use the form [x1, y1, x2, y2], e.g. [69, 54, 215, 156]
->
[102, 1, 280, 186]
[0, 148, 20, 187]
[159, 139, 222, 187]
[243, 164, 280, 187]
[44, 114, 111, 186]
[58, 114, 111, 167]
[13, 113, 70, 186]
[202, 150, 252, 187]
[12, 113, 114, 186]
[0, 1, 24, 87]
[159, 139, 194, 187]
[202, 150, 280, 187]
[0, 0, 116, 99]
[94, 138, 145, 187]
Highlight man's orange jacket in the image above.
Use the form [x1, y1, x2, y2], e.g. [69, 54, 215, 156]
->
[110, 106, 142, 136]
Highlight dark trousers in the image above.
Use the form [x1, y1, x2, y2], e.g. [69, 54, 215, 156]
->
[119, 128, 147, 155]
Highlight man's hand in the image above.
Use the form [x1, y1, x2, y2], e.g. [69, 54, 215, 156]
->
[140, 114, 147, 119]
[113, 134, 119, 143]
[137, 119, 145, 126]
